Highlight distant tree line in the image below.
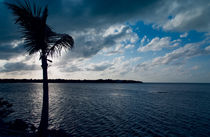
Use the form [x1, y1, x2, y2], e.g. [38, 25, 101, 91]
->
[0, 79, 142, 83]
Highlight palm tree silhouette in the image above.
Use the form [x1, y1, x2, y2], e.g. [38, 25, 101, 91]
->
[5, 0, 74, 136]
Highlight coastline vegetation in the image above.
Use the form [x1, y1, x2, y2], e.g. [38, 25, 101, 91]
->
[0, 79, 142, 83]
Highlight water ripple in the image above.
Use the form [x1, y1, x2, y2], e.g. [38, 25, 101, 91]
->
[0, 83, 210, 136]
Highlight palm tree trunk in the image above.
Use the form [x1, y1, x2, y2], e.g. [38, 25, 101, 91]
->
[38, 55, 49, 137]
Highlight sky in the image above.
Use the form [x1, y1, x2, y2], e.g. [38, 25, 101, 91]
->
[0, 0, 210, 82]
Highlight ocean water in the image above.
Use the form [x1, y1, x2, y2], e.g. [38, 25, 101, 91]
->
[0, 83, 210, 136]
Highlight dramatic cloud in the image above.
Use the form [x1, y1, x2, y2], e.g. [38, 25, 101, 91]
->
[64, 24, 138, 59]
[1, 0, 209, 43]
[0, 0, 210, 82]
[1, 0, 209, 60]
[0, 2, 19, 44]
[48, 0, 210, 32]
[45, 0, 159, 32]
[162, 1, 210, 32]
[0, 39, 25, 60]
[53, 0, 210, 31]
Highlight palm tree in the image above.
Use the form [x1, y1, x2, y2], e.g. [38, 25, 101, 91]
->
[5, 0, 74, 136]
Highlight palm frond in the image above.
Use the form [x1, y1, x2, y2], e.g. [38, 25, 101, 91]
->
[48, 34, 74, 57]
[5, 0, 50, 55]
[6, 0, 74, 57]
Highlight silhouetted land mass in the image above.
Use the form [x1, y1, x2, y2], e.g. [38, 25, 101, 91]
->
[0, 79, 142, 83]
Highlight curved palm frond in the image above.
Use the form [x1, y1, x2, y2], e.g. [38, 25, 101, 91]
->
[5, 0, 50, 55]
[6, 0, 74, 57]
[47, 34, 74, 57]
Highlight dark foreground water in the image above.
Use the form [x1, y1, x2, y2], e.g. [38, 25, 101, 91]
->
[0, 83, 210, 136]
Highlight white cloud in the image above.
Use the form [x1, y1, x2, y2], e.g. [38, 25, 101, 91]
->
[138, 37, 178, 52]
[99, 44, 124, 56]
[140, 35, 147, 45]
[85, 24, 139, 56]
[66, 25, 132, 58]
[125, 44, 135, 49]
[106, 56, 141, 76]
[103, 25, 126, 37]
[150, 43, 206, 66]
[191, 65, 200, 70]
[205, 45, 210, 51]
[136, 40, 210, 71]
[10, 39, 25, 48]
[86, 63, 113, 71]
[180, 32, 188, 38]
[59, 55, 142, 79]
[161, 1, 210, 32]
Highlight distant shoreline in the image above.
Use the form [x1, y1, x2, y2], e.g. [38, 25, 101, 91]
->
[0, 79, 143, 83]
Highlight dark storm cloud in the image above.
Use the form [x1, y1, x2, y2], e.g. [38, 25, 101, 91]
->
[0, 2, 20, 44]
[0, 42, 25, 59]
[0, 0, 157, 60]
[45, 0, 160, 32]
[0, 62, 39, 72]
[1, 0, 209, 61]
[46, 0, 210, 32]
[1, 0, 209, 36]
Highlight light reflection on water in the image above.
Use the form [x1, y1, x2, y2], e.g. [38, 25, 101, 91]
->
[30, 84, 43, 126]
[0, 83, 210, 136]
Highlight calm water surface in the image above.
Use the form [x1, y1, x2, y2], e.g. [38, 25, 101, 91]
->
[0, 83, 210, 136]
